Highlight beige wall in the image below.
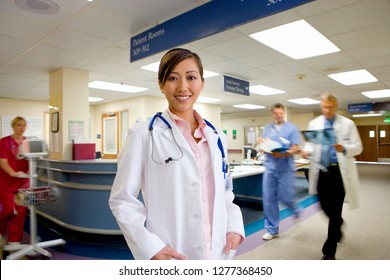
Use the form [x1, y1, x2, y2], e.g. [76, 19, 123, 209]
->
[0, 98, 49, 139]
[2, 97, 387, 160]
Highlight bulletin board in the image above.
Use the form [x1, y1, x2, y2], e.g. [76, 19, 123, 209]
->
[1, 115, 43, 139]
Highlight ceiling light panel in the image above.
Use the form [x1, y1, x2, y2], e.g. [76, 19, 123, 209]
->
[197, 97, 221, 103]
[233, 104, 265, 110]
[288, 98, 320, 105]
[250, 84, 285, 95]
[328, 69, 378, 85]
[89, 81, 148, 93]
[352, 113, 383, 118]
[249, 20, 340, 60]
[88, 97, 103, 102]
[361, 89, 390, 99]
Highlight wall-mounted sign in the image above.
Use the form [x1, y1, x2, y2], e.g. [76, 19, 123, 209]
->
[130, 0, 315, 62]
[224, 75, 250, 96]
[348, 103, 373, 113]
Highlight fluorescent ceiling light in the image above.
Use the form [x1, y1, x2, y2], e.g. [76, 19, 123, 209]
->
[288, 98, 320, 105]
[361, 89, 390, 99]
[197, 96, 221, 103]
[328, 69, 377, 85]
[88, 97, 104, 103]
[88, 81, 148, 93]
[203, 70, 219, 78]
[233, 104, 265, 110]
[250, 85, 285, 95]
[249, 19, 340, 59]
[140, 62, 160, 72]
[141, 62, 219, 78]
[353, 113, 383, 118]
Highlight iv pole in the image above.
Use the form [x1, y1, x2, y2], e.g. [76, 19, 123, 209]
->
[4, 155, 66, 260]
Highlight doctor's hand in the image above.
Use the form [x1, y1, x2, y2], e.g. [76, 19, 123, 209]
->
[333, 144, 345, 153]
[224, 232, 242, 256]
[272, 152, 287, 158]
[151, 246, 188, 260]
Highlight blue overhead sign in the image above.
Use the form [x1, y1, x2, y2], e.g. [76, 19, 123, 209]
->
[130, 0, 315, 62]
[224, 75, 250, 96]
[348, 103, 373, 113]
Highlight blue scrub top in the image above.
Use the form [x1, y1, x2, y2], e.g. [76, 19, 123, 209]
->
[263, 121, 301, 171]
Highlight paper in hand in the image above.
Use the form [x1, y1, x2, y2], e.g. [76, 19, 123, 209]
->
[257, 138, 286, 153]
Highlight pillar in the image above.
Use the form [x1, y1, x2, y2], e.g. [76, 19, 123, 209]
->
[49, 68, 89, 160]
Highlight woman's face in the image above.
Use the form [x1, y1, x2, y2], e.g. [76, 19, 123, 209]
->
[160, 58, 204, 117]
[12, 120, 27, 136]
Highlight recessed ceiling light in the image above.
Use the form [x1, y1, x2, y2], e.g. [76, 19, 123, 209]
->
[140, 62, 219, 78]
[328, 69, 377, 85]
[88, 81, 148, 93]
[13, 0, 60, 14]
[88, 97, 104, 103]
[288, 98, 320, 105]
[250, 85, 285, 95]
[197, 97, 221, 103]
[249, 19, 340, 60]
[361, 89, 390, 99]
[352, 113, 383, 118]
[233, 104, 265, 110]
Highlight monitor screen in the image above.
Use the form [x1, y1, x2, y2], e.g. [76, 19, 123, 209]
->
[29, 140, 44, 153]
[244, 146, 257, 159]
[18, 139, 47, 158]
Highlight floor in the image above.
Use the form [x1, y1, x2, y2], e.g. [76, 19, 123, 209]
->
[235, 163, 390, 260]
[1, 163, 389, 260]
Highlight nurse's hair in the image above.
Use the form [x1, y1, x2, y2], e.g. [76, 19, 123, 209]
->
[158, 48, 204, 86]
[11, 116, 27, 127]
[270, 103, 285, 112]
[321, 92, 338, 105]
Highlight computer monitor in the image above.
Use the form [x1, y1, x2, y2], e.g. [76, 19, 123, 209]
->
[243, 146, 257, 159]
[17, 139, 47, 158]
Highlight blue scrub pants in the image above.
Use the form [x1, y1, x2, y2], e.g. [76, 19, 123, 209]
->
[262, 170, 299, 235]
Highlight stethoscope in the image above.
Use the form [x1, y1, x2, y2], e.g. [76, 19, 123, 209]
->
[149, 112, 229, 178]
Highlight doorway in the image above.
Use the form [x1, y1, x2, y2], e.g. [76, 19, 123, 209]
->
[101, 112, 119, 159]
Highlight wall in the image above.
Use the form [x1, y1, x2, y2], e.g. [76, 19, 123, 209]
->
[221, 114, 271, 163]
[0, 98, 48, 139]
[3, 96, 387, 161]
[221, 110, 316, 164]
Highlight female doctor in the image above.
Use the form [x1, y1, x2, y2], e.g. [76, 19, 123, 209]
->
[109, 48, 244, 260]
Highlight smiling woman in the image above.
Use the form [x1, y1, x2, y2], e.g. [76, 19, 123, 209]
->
[109, 48, 245, 260]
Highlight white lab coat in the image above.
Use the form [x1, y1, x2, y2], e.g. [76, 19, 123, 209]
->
[109, 110, 244, 260]
[303, 114, 363, 210]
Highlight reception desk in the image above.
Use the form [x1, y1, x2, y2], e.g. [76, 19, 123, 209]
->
[231, 160, 309, 204]
[37, 159, 121, 235]
[36, 159, 308, 236]
[231, 165, 266, 204]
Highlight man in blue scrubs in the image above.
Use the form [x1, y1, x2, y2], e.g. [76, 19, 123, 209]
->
[260, 103, 301, 240]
